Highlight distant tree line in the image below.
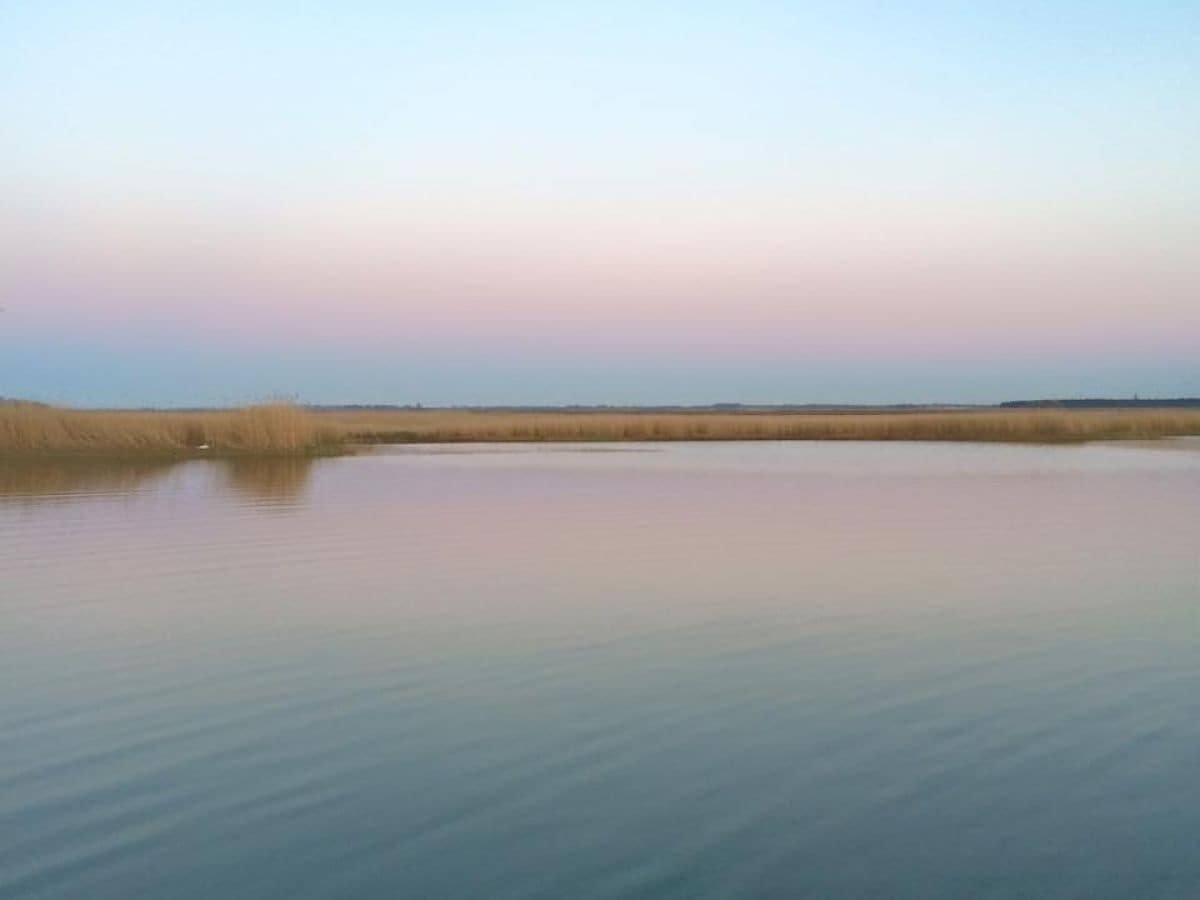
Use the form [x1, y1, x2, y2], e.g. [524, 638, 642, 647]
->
[1001, 398, 1200, 409]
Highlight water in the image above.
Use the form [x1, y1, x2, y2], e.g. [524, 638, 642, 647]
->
[2, 442, 1198, 899]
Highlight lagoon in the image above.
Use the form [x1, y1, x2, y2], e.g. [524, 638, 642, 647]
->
[2, 442, 1198, 899]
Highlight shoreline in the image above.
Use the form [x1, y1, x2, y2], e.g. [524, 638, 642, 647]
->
[5, 403, 1200, 458]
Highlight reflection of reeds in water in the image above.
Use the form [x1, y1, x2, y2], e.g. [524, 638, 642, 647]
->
[222, 457, 315, 504]
[0, 456, 317, 506]
[0, 457, 178, 499]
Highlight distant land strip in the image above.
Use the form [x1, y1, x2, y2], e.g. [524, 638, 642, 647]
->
[306, 398, 1200, 413]
[998, 398, 1200, 409]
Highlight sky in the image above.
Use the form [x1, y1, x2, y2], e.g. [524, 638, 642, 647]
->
[2, 1, 1197, 406]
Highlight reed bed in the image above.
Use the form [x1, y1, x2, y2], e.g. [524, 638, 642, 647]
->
[2, 404, 1198, 457]
[0, 402, 338, 456]
[321, 407, 1200, 445]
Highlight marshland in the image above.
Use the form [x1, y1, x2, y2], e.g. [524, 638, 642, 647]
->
[0, 401, 340, 456]
[3, 400, 1200, 456]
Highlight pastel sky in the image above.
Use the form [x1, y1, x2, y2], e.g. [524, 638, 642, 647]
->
[3, 1, 1197, 406]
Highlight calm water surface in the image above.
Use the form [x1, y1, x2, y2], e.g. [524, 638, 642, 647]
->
[2, 442, 1198, 899]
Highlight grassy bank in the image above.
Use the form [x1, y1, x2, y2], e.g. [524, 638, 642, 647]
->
[0, 402, 339, 457]
[3, 404, 1199, 457]
[319, 407, 1200, 445]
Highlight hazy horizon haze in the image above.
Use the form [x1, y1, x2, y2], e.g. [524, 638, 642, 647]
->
[3, 1, 1197, 405]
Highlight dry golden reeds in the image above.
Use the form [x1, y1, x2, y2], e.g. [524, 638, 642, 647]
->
[2, 403, 1198, 457]
[0, 402, 337, 456]
[318, 407, 1200, 445]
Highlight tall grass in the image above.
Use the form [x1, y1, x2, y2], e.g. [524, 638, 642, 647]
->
[0, 402, 337, 456]
[319, 407, 1200, 445]
[3, 403, 1198, 456]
